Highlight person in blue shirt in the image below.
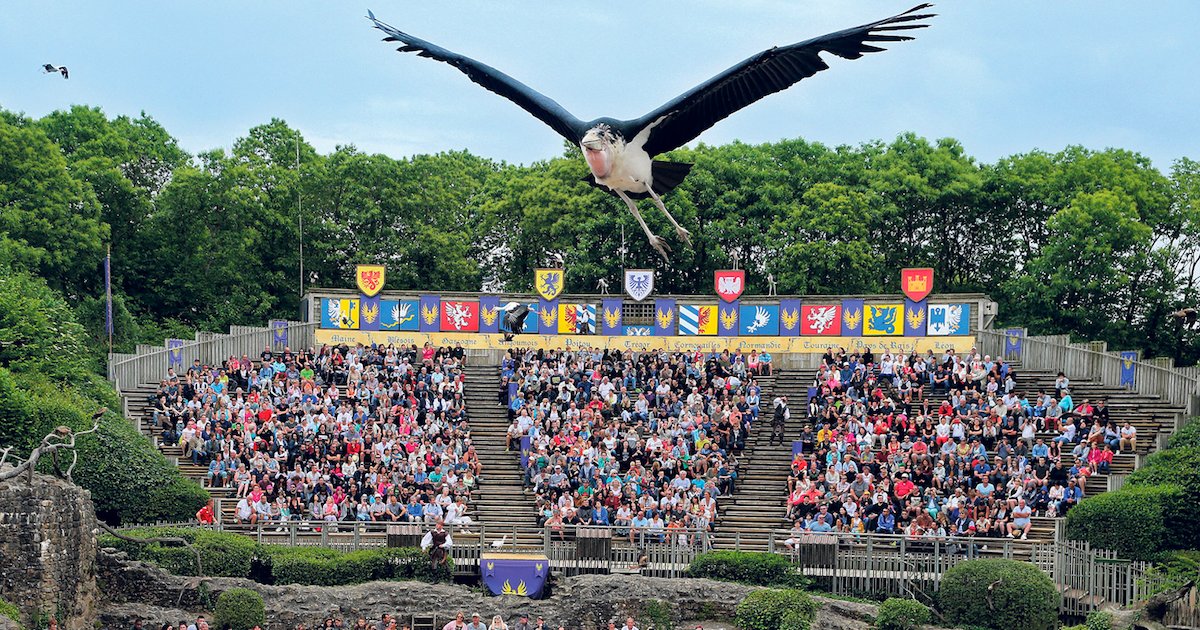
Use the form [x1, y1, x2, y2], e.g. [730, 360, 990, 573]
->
[591, 504, 610, 526]
[875, 507, 897, 534]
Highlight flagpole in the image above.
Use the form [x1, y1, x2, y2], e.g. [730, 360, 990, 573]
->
[105, 244, 113, 356]
[297, 132, 304, 298]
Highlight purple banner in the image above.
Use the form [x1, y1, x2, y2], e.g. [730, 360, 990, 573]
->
[718, 300, 739, 337]
[419, 294, 441, 332]
[1120, 350, 1137, 388]
[600, 298, 622, 335]
[270, 319, 288, 346]
[538, 298, 558, 336]
[519, 435, 531, 469]
[104, 253, 113, 336]
[167, 339, 184, 369]
[480, 296, 501, 334]
[841, 298, 864, 336]
[654, 298, 676, 336]
[779, 299, 801, 337]
[359, 296, 382, 332]
[1005, 328, 1024, 360]
[792, 441, 804, 458]
[904, 298, 927, 336]
[481, 556, 548, 598]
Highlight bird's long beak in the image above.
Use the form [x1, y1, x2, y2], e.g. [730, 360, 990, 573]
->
[581, 139, 603, 150]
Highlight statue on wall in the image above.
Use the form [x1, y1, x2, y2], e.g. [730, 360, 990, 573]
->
[367, 5, 934, 260]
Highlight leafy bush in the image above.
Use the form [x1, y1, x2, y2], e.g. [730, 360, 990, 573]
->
[1127, 446, 1200, 493]
[1167, 418, 1200, 449]
[936, 559, 1058, 630]
[0, 270, 207, 525]
[102, 529, 454, 585]
[1142, 551, 1200, 596]
[214, 588, 264, 630]
[260, 545, 452, 585]
[0, 595, 21, 627]
[875, 598, 931, 630]
[100, 527, 255, 577]
[1065, 484, 1191, 559]
[1085, 610, 1112, 630]
[734, 589, 818, 630]
[688, 550, 808, 588]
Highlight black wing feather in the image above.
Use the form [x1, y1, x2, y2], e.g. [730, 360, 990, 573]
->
[367, 11, 588, 143]
[629, 4, 935, 157]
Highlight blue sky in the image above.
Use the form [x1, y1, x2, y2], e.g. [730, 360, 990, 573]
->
[1, 1, 1196, 169]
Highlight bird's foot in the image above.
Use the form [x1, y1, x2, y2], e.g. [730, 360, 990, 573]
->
[675, 226, 692, 247]
[649, 235, 672, 261]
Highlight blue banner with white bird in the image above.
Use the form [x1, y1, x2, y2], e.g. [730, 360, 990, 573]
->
[739, 304, 779, 336]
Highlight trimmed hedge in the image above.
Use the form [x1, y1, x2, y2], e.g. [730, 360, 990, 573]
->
[734, 589, 818, 630]
[1064, 484, 1190, 560]
[875, 598, 931, 630]
[214, 588, 264, 630]
[106, 528, 453, 584]
[688, 550, 808, 588]
[264, 545, 453, 585]
[100, 527, 256, 577]
[936, 559, 1058, 630]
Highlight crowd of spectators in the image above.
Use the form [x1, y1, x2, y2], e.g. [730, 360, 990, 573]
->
[500, 347, 771, 543]
[783, 346, 1122, 543]
[147, 342, 482, 528]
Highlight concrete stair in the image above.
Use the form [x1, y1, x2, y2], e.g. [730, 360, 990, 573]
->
[461, 363, 543, 546]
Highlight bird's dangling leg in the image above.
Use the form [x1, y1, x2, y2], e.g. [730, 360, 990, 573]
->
[615, 189, 671, 261]
[646, 187, 691, 247]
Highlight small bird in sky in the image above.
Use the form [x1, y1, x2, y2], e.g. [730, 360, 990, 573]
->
[42, 64, 68, 79]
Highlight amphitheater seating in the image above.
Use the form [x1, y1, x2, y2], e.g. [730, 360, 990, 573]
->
[116, 351, 1183, 556]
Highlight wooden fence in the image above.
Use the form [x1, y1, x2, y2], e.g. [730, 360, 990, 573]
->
[121, 516, 1165, 614]
[976, 328, 1200, 417]
[107, 321, 318, 392]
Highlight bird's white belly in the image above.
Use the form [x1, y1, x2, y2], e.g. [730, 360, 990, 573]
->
[596, 150, 653, 193]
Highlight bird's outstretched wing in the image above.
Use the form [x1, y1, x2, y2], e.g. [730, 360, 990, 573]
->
[627, 4, 935, 157]
[367, 11, 588, 143]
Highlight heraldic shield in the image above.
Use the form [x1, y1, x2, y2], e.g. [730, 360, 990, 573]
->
[714, 270, 745, 302]
[901, 267, 933, 302]
[356, 264, 386, 297]
[535, 268, 564, 300]
[624, 269, 654, 302]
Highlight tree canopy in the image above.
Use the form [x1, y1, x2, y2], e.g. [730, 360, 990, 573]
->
[1, 105, 1198, 363]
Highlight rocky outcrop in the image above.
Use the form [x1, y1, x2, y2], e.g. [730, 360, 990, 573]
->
[98, 550, 877, 629]
[0, 470, 99, 630]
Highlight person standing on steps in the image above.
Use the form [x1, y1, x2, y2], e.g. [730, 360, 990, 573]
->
[771, 396, 789, 445]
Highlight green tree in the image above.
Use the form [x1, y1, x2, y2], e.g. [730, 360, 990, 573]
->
[0, 119, 106, 296]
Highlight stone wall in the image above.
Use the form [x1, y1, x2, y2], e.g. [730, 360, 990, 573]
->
[0, 469, 99, 630]
[98, 550, 878, 629]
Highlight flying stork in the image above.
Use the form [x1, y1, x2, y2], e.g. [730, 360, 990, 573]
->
[367, 5, 934, 260]
[42, 64, 68, 79]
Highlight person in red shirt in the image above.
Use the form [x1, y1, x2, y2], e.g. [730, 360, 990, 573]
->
[893, 473, 916, 502]
[196, 499, 216, 525]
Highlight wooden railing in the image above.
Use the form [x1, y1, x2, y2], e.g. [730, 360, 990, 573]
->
[977, 329, 1200, 418]
[107, 321, 317, 392]
[127, 515, 1162, 611]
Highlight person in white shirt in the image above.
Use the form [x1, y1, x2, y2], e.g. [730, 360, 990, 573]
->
[1119, 422, 1137, 453]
